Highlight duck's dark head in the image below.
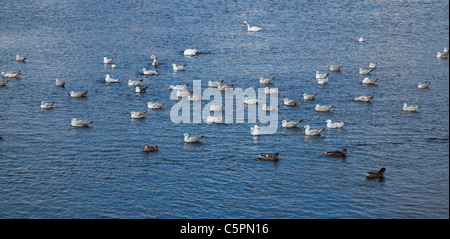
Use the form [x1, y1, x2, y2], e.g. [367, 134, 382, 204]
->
[342, 148, 348, 153]
[379, 168, 386, 174]
[274, 153, 281, 157]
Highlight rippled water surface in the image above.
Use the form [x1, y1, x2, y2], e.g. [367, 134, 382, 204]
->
[0, 0, 448, 218]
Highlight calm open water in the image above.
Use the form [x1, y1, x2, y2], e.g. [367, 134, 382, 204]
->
[0, 0, 448, 219]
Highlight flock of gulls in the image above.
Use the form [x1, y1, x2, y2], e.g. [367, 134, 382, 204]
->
[1, 22, 449, 180]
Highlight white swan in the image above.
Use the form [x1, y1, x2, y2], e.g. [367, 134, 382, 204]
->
[315, 104, 335, 112]
[131, 111, 146, 119]
[325, 119, 347, 129]
[403, 103, 421, 112]
[250, 125, 261, 136]
[243, 21, 262, 32]
[184, 49, 199, 56]
[304, 125, 325, 136]
[105, 74, 120, 83]
[183, 133, 204, 143]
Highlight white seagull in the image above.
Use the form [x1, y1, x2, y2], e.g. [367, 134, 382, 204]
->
[317, 78, 329, 85]
[176, 90, 191, 98]
[55, 79, 65, 87]
[283, 98, 301, 106]
[359, 68, 373, 75]
[131, 111, 146, 119]
[250, 125, 261, 136]
[316, 71, 329, 79]
[209, 104, 225, 112]
[128, 79, 143, 86]
[71, 118, 93, 127]
[329, 65, 343, 72]
[147, 102, 164, 109]
[135, 86, 147, 93]
[187, 94, 202, 102]
[315, 104, 335, 112]
[259, 77, 275, 84]
[105, 74, 120, 83]
[262, 104, 279, 111]
[303, 125, 325, 136]
[369, 62, 378, 69]
[141, 68, 158, 75]
[206, 116, 224, 124]
[417, 82, 431, 89]
[358, 37, 364, 42]
[325, 119, 347, 129]
[172, 64, 187, 71]
[183, 49, 200, 56]
[0, 80, 10, 86]
[403, 103, 421, 112]
[243, 21, 262, 32]
[208, 80, 224, 88]
[282, 120, 303, 128]
[40, 101, 55, 109]
[362, 77, 379, 84]
[103, 57, 114, 64]
[152, 59, 158, 67]
[264, 87, 280, 94]
[217, 82, 234, 91]
[183, 133, 204, 143]
[69, 91, 88, 98]
[1, 71, 20, 78]
[354, 95, 374, 102]
[303, 93, 318, 100]
[168, 84, 189, 90]
[243, 97, 260, 105]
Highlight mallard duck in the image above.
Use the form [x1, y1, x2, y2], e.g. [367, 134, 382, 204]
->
[366, 168, 386, 178]
[326, 148, 348, 157]
[258, 153, 281, 161]
[143, 144, 159, 152]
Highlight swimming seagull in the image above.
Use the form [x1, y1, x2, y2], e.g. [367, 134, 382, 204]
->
[105, 74, 120, 83]
[176, 90, 191, 98]
[128, 79, 143, 86]
[71, 118, 93, 127]
[111, 64, 116, 68]
[283, 98, 301, 106]
[103, 57, 114, 64]
[359, 68, 373, 75]
[303, 125, 325, 136]
[0, 80, 9, 86]
[209, 104, 225, 112]
[55, 79, 65, 87]
[135, 86, 147, 93]
[16, 55, 27, 62]
[316, 71, 329, 79]
[172, 64, 187, 71]
[329, 65, 343, 72]
[264, 87, 280, 95]
[303, 93, 318, 100]
[131, 111, 146, 119]
[362, 77, 379, 84]
[325, 119, 347, 129]
[1, 71, 20, 78]
[141, 68, 158, 75]
[147, 102, 164, 109]
[281, 120, 303, 128]
[69, 90, 88, 98]
[262, 104, 279, 111]
[168, 84, 189, 90]
[359, 37, 364, 42]
[353, 95, 374, 102]
[369, 62, 378, 69]
[40, 101, 55, 109]
[250, 125, 261, 136]
[183, 133, 204, 143]
[417, 82, 431, 89]
[206, 116, 224, 124]
[183, 49, 200, 56]
[187, 94, 202, 102]
[243, 97, 260, 105]
[436, 48, 449, 58]
[217, 82, 234, 91]
[208, 80, 224, 88]
[259, 77, 275, 84]
[150, 55, 157, 60]
[315, 104, 335, 112]
[316, 78, 329, 85]
[243, 21, 262, 32]
[403, 103, 421, 112]
[152, 59, 158, 67]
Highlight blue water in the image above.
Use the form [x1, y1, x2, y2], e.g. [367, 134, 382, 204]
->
[0, 0, 448, 219]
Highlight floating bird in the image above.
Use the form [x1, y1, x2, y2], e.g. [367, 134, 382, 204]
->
[281, 120, 303, 128]
[0, 80, 9, 86]
[283, 98, 301, 106]
[183, 49, 200, 56]
[258, 153, 281, 161]
[209, 104, 225, 112]
[436, 50, 449, 58]
[362, 77, 379, 84]
[303, 93, 318, 101]
[303, 125, 325, 136]
[40, 101, 55, 109]
[183, 133, 204, 143]
[418, 82, 431, 89]
[369, 62, 378, 69]
[326, 148, 348, 157]
[105, 74, 120, 83]
[366, 168, 386, 178]
[143, 144, 159, 152]
[71, 118, 93, 127]
[111, 64, 116, 68]
[206, 116, 224, 124]
[103, 57, 114, 64]
[147, 102, 164, 109]
[316, 71, 329, 79]
[403, 103, 421, 112]
[329, 65, 343, 72]
[243, 97, 260, 105]
[131, 111, 146, 119]
[141, 68, 158, 75]
[264, 87, 280, 94]
[243, 21, 262, 32]
[0, 136, 2, 140]
[315, 104, 335, 112]
[172, 64, 187, 71]
[150, 55, 157, 60]
[55, 79, 65, 87]
[152, 59, 158, 67]
[1, 71, 20, 78]
[69, 90, 88, 98]
[135, 86, 148, 93]
[217, 82, 234, 91]
[176, 89, 191, 98]
[259, 77, 275, 84]
[128, 79, 143, 86]
[317, 78, 329, 85]
[250, 125, 261, 136]
[168, 84, 189, 90]
[16, 55, 27, 62]
[325, 119, 347, 129]
[358, 37, 364, 42]
[359, 68, 373, 75]
[187, 94, 202, 102]
[353, 95, 374, 102]
[262, 104, 279, 111]
[208, 80, 224, 88]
